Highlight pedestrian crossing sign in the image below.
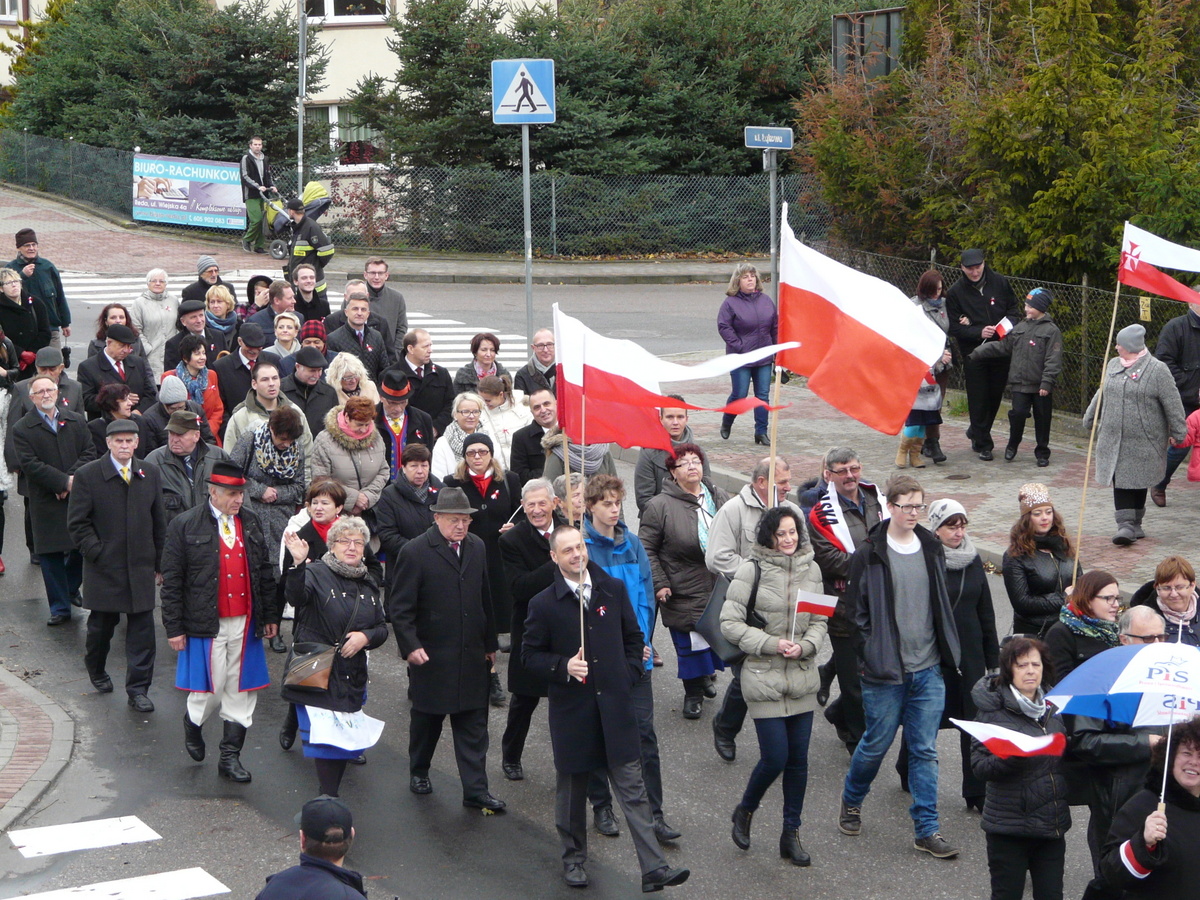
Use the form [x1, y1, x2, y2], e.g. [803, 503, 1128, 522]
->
[492, 59, 556, 125]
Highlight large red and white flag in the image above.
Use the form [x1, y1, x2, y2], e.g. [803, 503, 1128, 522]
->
[776, 204, 946, 434]
[950, 718, 1067, 759]
[1119, 222, 1200, 304]
[553, 305, 797, 451]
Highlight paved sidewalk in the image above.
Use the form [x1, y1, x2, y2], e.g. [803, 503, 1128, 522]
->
[0, 184, 750, 284]
[0, 664, 74, 833]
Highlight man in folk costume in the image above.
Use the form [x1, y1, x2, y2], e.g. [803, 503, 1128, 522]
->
[160, 460, 279, 782]
[807, 447, 887, 754]
[375, 370, 434, 481]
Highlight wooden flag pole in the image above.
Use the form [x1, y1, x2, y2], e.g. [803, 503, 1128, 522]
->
[766, 364, 784, 508]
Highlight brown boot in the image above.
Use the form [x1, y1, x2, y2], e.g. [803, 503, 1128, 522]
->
[908, 437, 926, 468]
[896, 437, 909, 468]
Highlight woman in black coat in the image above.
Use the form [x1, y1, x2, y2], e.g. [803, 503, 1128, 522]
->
[0, 267, 50, 377]
[373, 443, 442, 586]
[1043, 570, 1122, 682]
[282, 515, 388, 799]
[88, 383, 153, 459]
[442, 432, 521, 706]
[1002, 483, 1082, 637]
[971, 636, 1070, 900]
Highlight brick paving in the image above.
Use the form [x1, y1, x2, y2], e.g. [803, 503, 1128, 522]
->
[0, 669, 73, 832]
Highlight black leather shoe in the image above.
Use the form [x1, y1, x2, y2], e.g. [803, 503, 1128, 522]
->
[713, 727, 736, 762]
[754, 434, 770, 446]
[502, 761, 524, 781]
[682, 696, 702, 719]
[90, 674, 113, 693]
[703, 677, 718, 699]
[593, 805, 620, 836]
[69, 591, 83, 608]
[1003, 446, 1017, 461]
[348, 753, 367, 765]
[29, 553, 41, 566]
[269, 635, 286, 653]
[128, 693, 154, 713]
[46, 614, 71, 626]
[1037, 457, 1050, 467]
[816, 660, 835, 707]
[410, 775, 433, 794]
[720, 424, 731, 440]
[563, 863, 588, 888]
[183, 713, 205, 761]
[489, 671, 507, 707]
[279, 704, 298, 751]
[731, 804, 753, 850]
[642, 865, 690, 892]
[978, 449, 994, 461]
[780, 827, 811, 866]
[463, 793, 507, 813]
[654, 814, 682, 842]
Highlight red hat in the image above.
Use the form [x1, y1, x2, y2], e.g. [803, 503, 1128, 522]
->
[300, 319, 327, 343]
[207, 460, 247, 488]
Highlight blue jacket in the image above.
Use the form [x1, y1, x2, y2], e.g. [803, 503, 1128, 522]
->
[584, 516, 655, 671]
[255, 853, 366, 899]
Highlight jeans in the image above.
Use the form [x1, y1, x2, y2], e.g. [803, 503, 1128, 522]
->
[843, 665, 945, 839]
[741, 712, 813, 828]
[722, 363, 771, 435]
[1157, 443, 1192, 489]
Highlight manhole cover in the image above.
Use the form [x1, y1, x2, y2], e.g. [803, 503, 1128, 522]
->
[945, 474, 971, 480]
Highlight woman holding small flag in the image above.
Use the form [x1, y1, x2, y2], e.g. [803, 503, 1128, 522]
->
[969, 635, 1071, 900]
[720, 506, 827, 867]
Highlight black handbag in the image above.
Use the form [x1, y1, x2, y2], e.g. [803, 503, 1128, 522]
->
[694, 560, 764, 666]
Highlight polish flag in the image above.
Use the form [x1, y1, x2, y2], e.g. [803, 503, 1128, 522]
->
[776, 204, 947, 434]
[553, 305, 797, 451]
[795, 591, 837, 617]
[950, 718, 1067, 759]
[994, 317, 1015, 339]
[1119, 222, 1200, 304]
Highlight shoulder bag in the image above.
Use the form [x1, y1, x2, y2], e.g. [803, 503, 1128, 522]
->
[694, 560, 764, 666]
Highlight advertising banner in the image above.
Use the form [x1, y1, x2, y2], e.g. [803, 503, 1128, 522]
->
[132, 153, 244, 229]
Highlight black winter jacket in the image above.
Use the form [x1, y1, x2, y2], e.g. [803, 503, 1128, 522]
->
[945, 266, 1020, 356]
[255, 854, 366, 900]
[1154, 309, 1200, 415]
[970, 674, 1071, 838]
[970, 313, 1064, 394]
[0, 290, 51, 376]
[373, 475, 441, 584]
[160, 503, 279, 638]
[1099, 773, 1200, 899]
[1043, 618, 1118, 684]
[944, 554, 1001, 722]
[1002, 543, 1082, 636]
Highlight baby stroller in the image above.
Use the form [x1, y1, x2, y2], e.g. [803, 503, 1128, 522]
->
[265, 181, 332, 261]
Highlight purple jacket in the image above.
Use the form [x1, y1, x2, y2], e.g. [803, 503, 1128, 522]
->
[717, 291, 778, 355]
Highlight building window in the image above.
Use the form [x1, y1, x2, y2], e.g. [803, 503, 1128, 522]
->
[833, 7, 903, 80]
[0, 0, 21, 20]
[307, 105, 384, 168]
[305, 0, 387, 18]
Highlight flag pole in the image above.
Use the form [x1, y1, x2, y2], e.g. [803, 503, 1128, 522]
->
[766, 363, 783, 509]
[1073, 281, 1123, 578]
[1159, 625, 1187, 811]
[579, 393, 587, 650]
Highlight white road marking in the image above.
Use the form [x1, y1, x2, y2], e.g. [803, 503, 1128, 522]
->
[8, 815, 161, 858]
[17, 867, 229, 899]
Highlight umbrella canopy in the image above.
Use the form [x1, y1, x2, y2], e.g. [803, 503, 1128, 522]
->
[1046, 642, 1200, 728]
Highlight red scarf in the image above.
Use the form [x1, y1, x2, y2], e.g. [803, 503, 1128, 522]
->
[311, 517, 335, 545]
[469, 471, 493, 497]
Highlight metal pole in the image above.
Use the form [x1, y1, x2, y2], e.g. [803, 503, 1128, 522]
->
[523, 124, 534, 344]
[297, 5, 307, 191]
[550, 173, 557, 257]
[768, 149, 779, 300]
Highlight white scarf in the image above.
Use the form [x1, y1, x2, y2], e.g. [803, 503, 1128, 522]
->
[809, 480, 887, 553]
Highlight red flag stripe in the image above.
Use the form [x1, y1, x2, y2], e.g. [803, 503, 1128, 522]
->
[980, 732, 1067, 759]
[1119, 255, 1200, 304]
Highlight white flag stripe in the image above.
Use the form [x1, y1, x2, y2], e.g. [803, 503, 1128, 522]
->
[950, 717, 1060, 753]
[9, 816, 160, 858]
[1123, 222, 1200, 273]
[780, 205, 944, 365]
[18, 867, 229, 900]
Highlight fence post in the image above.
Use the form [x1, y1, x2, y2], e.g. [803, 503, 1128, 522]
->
[550, 173, 557, 257]
[1080, 274, 1089, 408]
[929, 247, 936, 266]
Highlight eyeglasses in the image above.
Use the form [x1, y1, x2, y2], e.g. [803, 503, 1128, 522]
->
[1156, 585, 1194, 595]
[828, 465, 862, 476]
[1095, 594, 1122, 605]
[1122, 633, 1167, 643]
[333, 538, 365, 549]
[532, 341, 555, 350]
[30, 387, 56, 395]
[464, 449, 490, 457]
[894, 504, 927, 514]
[457, 409, 481, 418]
[676, 459, 703, 469]
[1, 280, 19, 287]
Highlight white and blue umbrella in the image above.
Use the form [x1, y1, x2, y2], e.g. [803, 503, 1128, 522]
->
[1046, 642, 1200, 728]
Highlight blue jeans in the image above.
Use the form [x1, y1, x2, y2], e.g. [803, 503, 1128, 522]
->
[723, 362, 771, 435]
[40, 550, 83, 617]
[843, 665, 945, 839]
[741, 711, 813, 828]
[1158, 443, 1191, 489]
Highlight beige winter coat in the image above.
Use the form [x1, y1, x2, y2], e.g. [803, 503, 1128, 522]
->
[311, 406, 390, 513]
[720, 543, 827, 719]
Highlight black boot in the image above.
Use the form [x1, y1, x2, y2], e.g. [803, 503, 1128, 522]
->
[218, 721, 252, 783]
[731, 804, 753, 850]
[279, 703, 298, 751]
[816, 659, 836, 707]
[183, 712, 205, 761]
[926, 439, 946, 464]
[780, 827, 811, 866]
[489, 670, 507, 707]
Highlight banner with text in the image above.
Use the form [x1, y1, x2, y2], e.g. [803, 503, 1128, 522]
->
[132, 153, 244, 229]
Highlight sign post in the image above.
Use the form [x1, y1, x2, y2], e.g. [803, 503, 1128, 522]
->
[744, 126, 794, 301]
[492, 59, 556, 345]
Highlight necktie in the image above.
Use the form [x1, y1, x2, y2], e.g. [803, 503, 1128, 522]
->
[450, 540, 461, 556]
[357, 331, 365, 348]
[120, 465, 130, 484]
[580, 583, 591, 610]
[183, 455, 194, 478]
[116, 360, 125, 379]
[416, 365, 423, 378]
[221, 516, 235, 549]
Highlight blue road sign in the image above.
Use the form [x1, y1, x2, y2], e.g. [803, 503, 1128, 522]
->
[492, 59, 556, 125]
[744, 126, 794, 150]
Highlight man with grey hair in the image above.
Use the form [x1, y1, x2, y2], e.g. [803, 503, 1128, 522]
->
[1118, 605, 1167, 644]
[498, 477, 565, 780]
[513, 327, 557, 396]
[706, 457, 802, 761]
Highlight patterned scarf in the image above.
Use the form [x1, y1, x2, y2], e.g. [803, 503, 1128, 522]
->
[1009, 684, 1047, 720]
[443, 420, 488, 459]
[548, 440, 612, 476]
[473, 361, 497, 379]
[252, 421, 300, 481]
[174, 360, 209, 405]
[205, 308, 239, 335]
[695, 482, 716, 552]
[321, 550, 367, 580]
[1059, 602, 1120, 646]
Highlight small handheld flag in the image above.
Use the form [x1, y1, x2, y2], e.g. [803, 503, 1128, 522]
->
[951, 718, 1066, 759]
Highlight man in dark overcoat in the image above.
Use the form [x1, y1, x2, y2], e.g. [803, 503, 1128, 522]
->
[388, 486, 505, 812]
[67, 419, 165, 711]
[522, 526, 690, 892]
[160, 461, 279, 783]
[75, 323, 157, 418]
[13, 375, 95, 624]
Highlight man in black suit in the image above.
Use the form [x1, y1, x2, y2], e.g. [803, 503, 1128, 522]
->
[396, 328, 455, 437]
[163, 300, 228, 373]
[67, 419, 166, 712]
[76, 323, 157, 418]
[326, 293, 387, 383]
[246, 279, 302, 343]
[510, 387, 556, 484]
[388, 486, 505, 813]
[376, 370, 434, 481]
[282, 345, 338, 437]
[211, 323, 277, 439]
[522, 526, 690, 892]
[12, 375, 95, 623]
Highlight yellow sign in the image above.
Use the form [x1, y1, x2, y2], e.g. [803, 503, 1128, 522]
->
[1140, 296, 1152, 321]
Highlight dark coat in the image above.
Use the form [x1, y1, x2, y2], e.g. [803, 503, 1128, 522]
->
[12, 409, 95, 553]
[159, 503, 279, 639]
[397, 357, 455, 436]
[632, 424, 711, 514]
[211, 351, 256, 428]
[76, 351, 157, 417]
[509, 421, 547, 484]
[5, 374, 83, 495]
[1099, 774, 1200, 899]
[373, 475, 441, 581]
[808, 482, 886, 638]
[277, 517, 383, 622]
[388, 526, 497, 715]
[512, 359, 555, 397]
[162, 326, 228, 374]
[365, 282, 409, 354]
[970, 674, 1071, 839]
[255, 855, 366, 900]
[0, 290, 50, 376]
[1043, 619, 1118, 684]
[140, 398, 216, 453]
[66, 456, 166, 613]
[282, 559, 388, 712]
[326, 324, 388, 383]
[144, 442, 231, 525]
[500, 517, 563, 697]
[1002, 544, 1082, 637]
[374, 403, 435, 472]
[282, 375, 339, 437]
[522, 563, 645, 773]
[6, 256, 68, 327]
[1154, 309, 1200, 415]
[294, 289, 332, 323]
[945, 553, 1001, 722]
[970, 313, 1065, 394]
[846, 520, 962, 684]
[443, 469, 523, 631]
[87, 415, 154, 460]
[181, 276, 235, 305]
[945, 266, 1020, 357]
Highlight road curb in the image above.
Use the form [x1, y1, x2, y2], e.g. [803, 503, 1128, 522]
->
[0, 663, 75, 834]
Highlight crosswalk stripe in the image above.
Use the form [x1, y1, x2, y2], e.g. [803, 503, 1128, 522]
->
[58, 271, 528, 372]
[8, 815, 160, 858]
[18, 867, 229, 899]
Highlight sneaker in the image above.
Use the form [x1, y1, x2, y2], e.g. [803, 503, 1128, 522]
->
[838, 800, 861, 836]
[241, 239, 254, 253]
[914, 832, 959, 858]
